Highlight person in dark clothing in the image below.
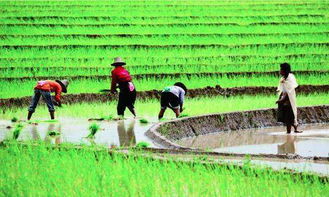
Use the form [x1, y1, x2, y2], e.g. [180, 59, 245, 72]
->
[158, 82, 187, 119]
[27, 80, 69, 120]
[110, 57, 136, 118]
[276, 63, 302, 134]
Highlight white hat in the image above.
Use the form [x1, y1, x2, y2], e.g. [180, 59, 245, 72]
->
[111, 57, 126, 66]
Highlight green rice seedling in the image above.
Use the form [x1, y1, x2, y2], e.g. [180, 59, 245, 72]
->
[1, 62, 328, 78]
[47, 130, 60, 136]
[2, 92, 328, 120]
[139, 118, 149, 124]
[87, 122, 100, 138]
[101, 115, 114, 121]
[1, 72, 328, 98]
[2, 33, 328, 46]
[0, 142, 328, 196]
[11, 117, 18, 122]
[136, 141, 150, 148]
[12, 123, 24, 140]
[178, 113, 189, 118]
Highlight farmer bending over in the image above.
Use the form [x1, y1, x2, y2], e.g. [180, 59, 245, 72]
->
[110, 57, 136, 118]
[158, 82, 187, 120]
[27, 80, 69, 120]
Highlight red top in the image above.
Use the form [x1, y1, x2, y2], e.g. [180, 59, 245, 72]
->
[111, 66, 132, 91]
[34, 80, 62, 102]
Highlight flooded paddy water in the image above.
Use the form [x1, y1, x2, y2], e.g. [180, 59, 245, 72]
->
[0, 118, 158, 148]
[176, 123, 329, 175]
[1, 118, 329, 175]
[176, 124, 329, 157]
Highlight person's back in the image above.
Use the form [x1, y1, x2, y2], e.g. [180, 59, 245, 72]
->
[27, 79, 69, 120]
[158, 82, 187, 119]
[110, 57, 136, 118]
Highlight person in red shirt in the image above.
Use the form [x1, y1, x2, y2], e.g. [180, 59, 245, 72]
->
[110, 57, 136, 118]
[27, 80, 69, 120]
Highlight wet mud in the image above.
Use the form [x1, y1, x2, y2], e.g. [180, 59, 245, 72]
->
[0, 118, 156, 148]
[1, 70, 327, 81]
[1, 85, 328, 109]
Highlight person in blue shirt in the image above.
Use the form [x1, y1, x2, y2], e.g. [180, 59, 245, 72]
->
[158, 82, 187, 119]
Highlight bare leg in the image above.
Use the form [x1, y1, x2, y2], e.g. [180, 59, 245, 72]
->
[173, 108, 180, 118]
[158, 109, 166, 120]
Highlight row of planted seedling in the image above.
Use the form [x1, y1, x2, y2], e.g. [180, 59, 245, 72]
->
[1, 15, 327, 25]
[2, 92, 328, 120]
[1, 62, 328, 78]
[1, 73, 328, 98]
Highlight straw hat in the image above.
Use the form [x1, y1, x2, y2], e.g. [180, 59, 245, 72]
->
[111, 57, 126, 66]
[56, 80, 69, 93]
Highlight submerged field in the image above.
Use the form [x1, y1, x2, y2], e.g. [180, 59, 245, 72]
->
[0, 0, 328, 195]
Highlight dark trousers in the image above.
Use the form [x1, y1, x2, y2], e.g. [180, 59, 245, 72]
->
[117, 82, 136, 116]
[28, 89, 55, 112]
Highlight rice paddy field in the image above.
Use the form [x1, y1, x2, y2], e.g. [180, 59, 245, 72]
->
[0, 0, 329, 196]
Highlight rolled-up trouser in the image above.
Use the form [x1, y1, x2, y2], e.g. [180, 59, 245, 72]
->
[117, 82, 136, 116]
[28, 89, 55, 112]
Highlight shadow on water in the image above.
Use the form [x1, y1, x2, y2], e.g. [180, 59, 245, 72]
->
[0, 118, 156, 148]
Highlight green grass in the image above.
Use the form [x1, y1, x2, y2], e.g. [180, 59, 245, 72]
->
[0, 143, 328, 196]
[2, 93, 328, 120]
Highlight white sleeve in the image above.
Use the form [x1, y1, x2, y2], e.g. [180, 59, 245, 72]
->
[179, 89, 185, 104]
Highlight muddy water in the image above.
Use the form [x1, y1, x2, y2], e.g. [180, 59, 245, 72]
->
[0, 117, 159, 148]
[176, 124, 329, 157]
[176, 124, 329, 175]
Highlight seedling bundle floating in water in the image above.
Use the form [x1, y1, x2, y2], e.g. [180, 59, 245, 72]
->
[87, 123, 101, 138]
[12, 123, 24, 140]
[11, 117, 18, 123]
[47, 130, 61, 137]
[139, 118, 149, 124]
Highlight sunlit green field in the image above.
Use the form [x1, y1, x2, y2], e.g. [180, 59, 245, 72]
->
[1, 0, 328, 196]
[1, 143, 328, 197]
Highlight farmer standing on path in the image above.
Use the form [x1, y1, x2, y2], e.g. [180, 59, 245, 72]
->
[27, 80, 69, 120]
[276, 63, 302, 134]
[110, 57, 137, 118]
[158, 82, 187, 119]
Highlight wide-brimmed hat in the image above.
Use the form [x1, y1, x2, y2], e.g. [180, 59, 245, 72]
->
[56, 80, 69, 93]
[111, 57, 126, 66]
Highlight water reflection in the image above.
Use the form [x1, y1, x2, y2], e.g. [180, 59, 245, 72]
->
[117, 120, 136, 147]
[44, 123, 62, 145]
[30, 124, 40, 140]
[277, 135, 296, 154]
